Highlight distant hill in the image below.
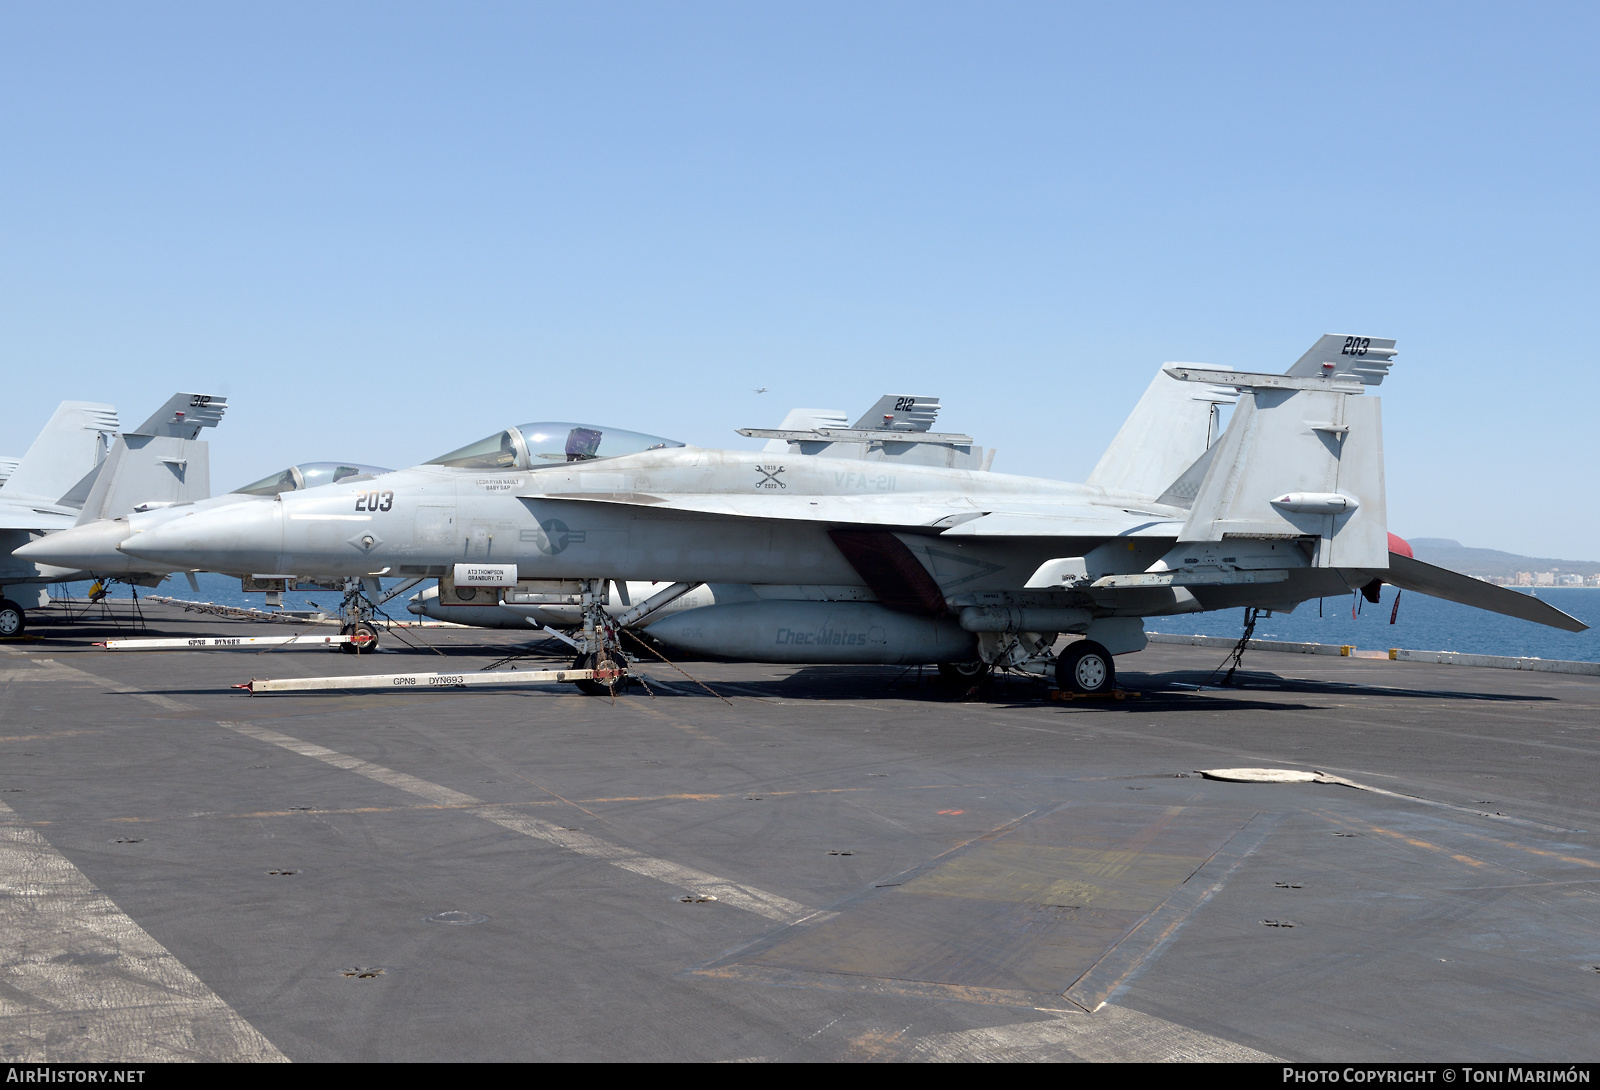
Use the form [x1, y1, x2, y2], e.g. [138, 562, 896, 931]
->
[1408, 538, 1600, 579]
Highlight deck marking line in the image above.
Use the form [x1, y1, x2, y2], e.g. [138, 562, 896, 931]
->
[1319, 811, 1496, 870]
[221, 722, 808, 922]
[903, 1005, 1279, 1062]
[1311, 771, 1573, 833]
[1064, 811, 1283, 1012]
[0, 799, 287, 1063]
[0, 658, 197, 713]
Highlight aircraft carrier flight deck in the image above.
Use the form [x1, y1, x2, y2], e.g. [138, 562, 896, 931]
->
[3, 601, 1596, 1063]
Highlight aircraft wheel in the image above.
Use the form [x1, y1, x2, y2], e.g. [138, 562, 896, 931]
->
[1056, 640, 1114, 694]
[573, 650, 625, 696]
[937, 661, 990, 685]
[340, 621, 379, 654]
[0, 600, 25, 637]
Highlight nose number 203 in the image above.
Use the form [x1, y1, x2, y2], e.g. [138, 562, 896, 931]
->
[355, 491, 394, 512]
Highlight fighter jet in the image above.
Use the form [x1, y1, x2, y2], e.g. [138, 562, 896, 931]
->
[92, 337, 1586, 694]
[400, 382, 1228, 638]
[404, 396, 992, 628]
[0, 394, 225, 635]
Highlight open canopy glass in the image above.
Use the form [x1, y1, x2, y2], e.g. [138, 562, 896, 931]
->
[425, 422, 683, 471]
[230, 462, 393, 496]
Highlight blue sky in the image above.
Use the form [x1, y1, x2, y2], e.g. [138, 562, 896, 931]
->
[3, 3, 1595, 558]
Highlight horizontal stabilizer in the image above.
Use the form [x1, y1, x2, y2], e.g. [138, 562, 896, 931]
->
[1386, 553, 1588, 633]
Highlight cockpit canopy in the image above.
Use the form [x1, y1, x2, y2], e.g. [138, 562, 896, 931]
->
[425, 422, 684, 471]
[231, 462, 393, 497]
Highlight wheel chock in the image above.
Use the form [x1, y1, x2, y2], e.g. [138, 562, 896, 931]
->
[1049, 688, 1140, 702]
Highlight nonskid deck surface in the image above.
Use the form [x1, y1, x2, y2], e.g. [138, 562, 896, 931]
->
[2, 602, 1597, 1062]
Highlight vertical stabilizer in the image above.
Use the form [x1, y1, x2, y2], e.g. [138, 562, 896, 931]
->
[2, 401, 119, 503]
[75, 394, 228, 524]
[1285, 334, 1397, 386]
[1087, 367, 1238, 499]
[129, 393, 229, 439]
[1175, 376, 1389, 569]
[850, 395, 940, 432]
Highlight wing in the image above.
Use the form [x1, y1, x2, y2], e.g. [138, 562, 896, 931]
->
[519, 489, 1179, 539]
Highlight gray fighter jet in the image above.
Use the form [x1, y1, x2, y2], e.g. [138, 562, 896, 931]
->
[0, 394, 225, 635]
[69, 336, 1586, 694]
[404, 395, 994, 629]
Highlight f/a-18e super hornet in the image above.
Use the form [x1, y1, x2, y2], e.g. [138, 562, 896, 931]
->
[91, 336, 1586, 694]
[404, 395, 996, 630]
[0, 393, 226, 635]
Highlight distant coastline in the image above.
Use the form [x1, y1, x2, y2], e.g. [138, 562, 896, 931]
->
[1409, 537, 1600, 587]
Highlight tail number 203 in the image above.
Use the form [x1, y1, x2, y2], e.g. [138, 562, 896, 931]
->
[355, 491, 394, 512]
[1340, 336, 1371, 356]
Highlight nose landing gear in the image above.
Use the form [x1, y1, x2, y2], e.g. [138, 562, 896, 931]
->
[335, 579, 381, 654]
[571, 578, 629, 695]
[340, 619, 380, 654]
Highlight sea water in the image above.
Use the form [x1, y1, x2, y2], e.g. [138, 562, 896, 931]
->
[1145, 585, 1600, 663]
[60, 571, 405, 620]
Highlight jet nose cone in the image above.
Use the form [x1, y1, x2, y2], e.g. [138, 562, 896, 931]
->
[15, 519, 134, 571]
[118, 500, 285, 573]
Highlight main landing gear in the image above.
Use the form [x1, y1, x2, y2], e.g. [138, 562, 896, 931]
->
[936, 660, 991, 685]
[0, 599, 24, 637]
[1055, 640, 1115, 695]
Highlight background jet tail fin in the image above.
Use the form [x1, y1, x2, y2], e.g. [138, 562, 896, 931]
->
[1385, 553, 1588, 632]
[751, 399, 987, 469]
[129, 393, 228, 439]
[849, 395, 939, 432]
[1088, 366, 1237, 499]
[2, 401, 120, 504]
[762, 408, 847, 452]
[74, 393, 227, 524]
